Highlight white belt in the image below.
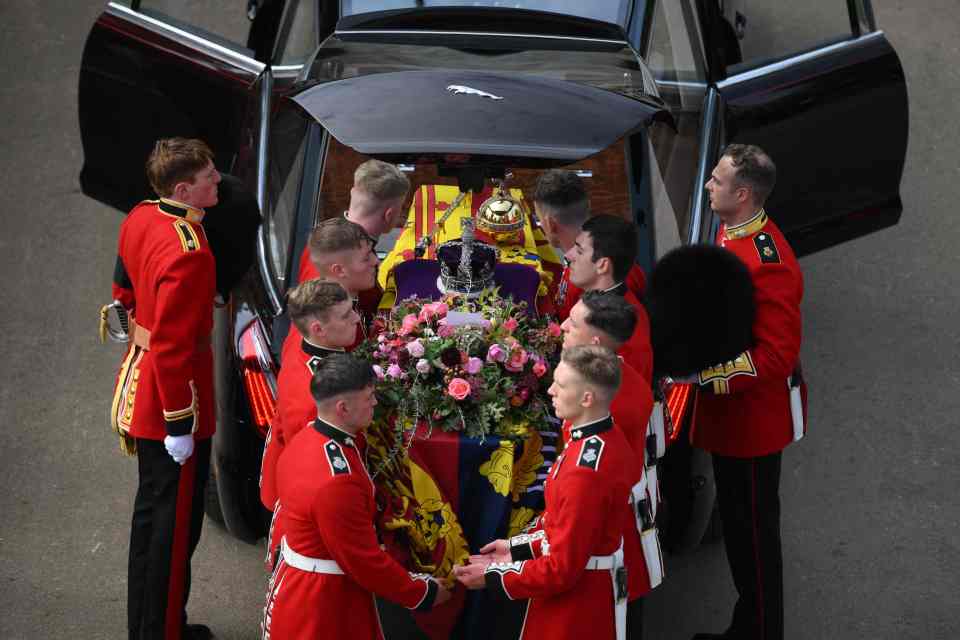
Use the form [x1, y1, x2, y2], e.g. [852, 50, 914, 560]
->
[281, 537, 344, 574]
[585, 544, 627, 640]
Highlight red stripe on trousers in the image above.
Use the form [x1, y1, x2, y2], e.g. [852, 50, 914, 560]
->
[164, 455, 197, 639]
[751, 459, 765, 639]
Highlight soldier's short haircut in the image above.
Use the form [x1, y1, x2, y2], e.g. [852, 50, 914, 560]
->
[561, 345, 621, 397]
[308, 217, 374, 265]
[287, 280, 350, 335]
[580, 290, 638, 346]
[533, 169, 590, 229]
[310, 353, 376, 404]
[146, 137, 214, 197]
[581, 214, 638, 283]
[722, 143, 777, 206]
[354, 159, 410, 202]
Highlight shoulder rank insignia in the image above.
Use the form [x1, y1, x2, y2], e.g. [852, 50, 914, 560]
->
[325, 441, 351, 476]
[577, 435, 605, 470]
[173, 219, 202, 253]
[754, 232, 780, 264]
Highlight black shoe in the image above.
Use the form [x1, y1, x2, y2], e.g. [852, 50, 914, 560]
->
[184, 623, 214, 639]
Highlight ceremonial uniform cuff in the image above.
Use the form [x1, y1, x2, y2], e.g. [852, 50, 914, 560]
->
[164, 414, 196, 436]
[509, 533, 540, 561]
[485, 561, 523, 602]
[411, 579, 438, 612]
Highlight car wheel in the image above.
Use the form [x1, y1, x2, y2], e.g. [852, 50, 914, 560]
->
[204, 463, 226, 526]
[657, 412, 718, 553]
[209, 305, 271, 543]
[700, 498, 724, 544]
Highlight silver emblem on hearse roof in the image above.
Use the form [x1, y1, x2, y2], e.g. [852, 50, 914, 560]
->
[446, 85, 504, 101]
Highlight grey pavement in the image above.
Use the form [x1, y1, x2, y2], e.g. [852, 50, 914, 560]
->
[0, 1, 958, 639]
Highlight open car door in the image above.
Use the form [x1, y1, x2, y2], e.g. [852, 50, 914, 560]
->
[698, 0, 908, 256]
[78, 2, 269, 212]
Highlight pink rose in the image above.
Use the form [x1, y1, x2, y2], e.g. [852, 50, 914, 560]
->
[434, 302, 449, 317]
[406, 339, 425, 358]
[503, 317, 519, 333]
[416, 358, 431, 374]
[547, 322, 562, 338]
[504, 348, 529, 372]
[486, 344, 507, 363]
[437, 321, 456, 338]
[447, 377, 471, 401]
[466, 357, 484, 375]
[387, 364, 404, 378]
[532, 360, 548, 378]
[373, 365, 385, 379]
[399, 314, 420, 336]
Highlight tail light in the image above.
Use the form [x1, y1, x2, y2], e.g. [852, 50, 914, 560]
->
[665, 383, 693, 444]
[238, 318, 278, 438]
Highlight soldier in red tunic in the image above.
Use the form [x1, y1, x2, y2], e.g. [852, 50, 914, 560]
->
[296, 159, 411, 317]
[454, 346, 638, 640]
[689, 145, 804, 640]
[110, 138, 220, 640]
[564, 215, 653, 384]
[260, 280, 359, 552]
[262, 354, 451, 639]
[532, 170, 647, 323]
[559, 291, 662, 638]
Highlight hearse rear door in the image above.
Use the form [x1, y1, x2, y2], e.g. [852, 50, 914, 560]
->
[697, 0, 908, 256]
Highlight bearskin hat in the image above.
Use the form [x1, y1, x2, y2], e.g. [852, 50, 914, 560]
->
[646, 244, 755, 377]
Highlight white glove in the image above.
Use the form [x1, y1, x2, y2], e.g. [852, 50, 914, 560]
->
[164, 434, 195, 465]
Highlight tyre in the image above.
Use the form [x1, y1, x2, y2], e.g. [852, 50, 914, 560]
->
[657, 410, 718, 553]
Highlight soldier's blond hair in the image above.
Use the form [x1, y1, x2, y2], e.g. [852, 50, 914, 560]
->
[354, 159, 410, 202]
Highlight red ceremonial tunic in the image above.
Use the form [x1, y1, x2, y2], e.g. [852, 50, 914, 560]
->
[110, 199, 216, 441]
[618, 286, 654, 385]
[260, 338, 345, 511]
[263, 420, 437, 639]
[487, 416, 637, 640]
[555, 263, 646, 323]
[692, 210, 804, 458]
[610, 360, 656, 600]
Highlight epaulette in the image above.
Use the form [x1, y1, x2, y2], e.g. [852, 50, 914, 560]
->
[754, 232, 780, 264]
[324, 441, 351, 476]
[577, 435, 605, 470]
[172, 219, 202, 253]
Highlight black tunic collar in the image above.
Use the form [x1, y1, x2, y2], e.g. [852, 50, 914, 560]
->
[158, 198, 205, 223]
[312, 418, 358, 448]
[568, 414, 614, 440]
[302, 339, 345, 359]
[600, 281, 627, 297]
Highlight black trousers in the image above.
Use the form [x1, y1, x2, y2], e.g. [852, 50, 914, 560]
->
[128, 437, 211, 640]
[627, 596, 644, 640]
[712, 452, 783, 640]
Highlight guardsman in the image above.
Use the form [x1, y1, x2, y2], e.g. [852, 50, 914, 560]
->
[564, 215, 653, 384]
[560, 291, 663, 639]
[689, 144, 804, 640]
[262, 354, 451, 639]
[532, 170, 646, 322]
[279, 217, 379, 372]
[110, 138, 219, 640]
[296, 159, 411, 317]
[454, 346, 638, 640]
[260, 281, 360, 561]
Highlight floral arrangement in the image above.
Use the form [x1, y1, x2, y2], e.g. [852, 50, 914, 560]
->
[358, 289, 563, 439]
